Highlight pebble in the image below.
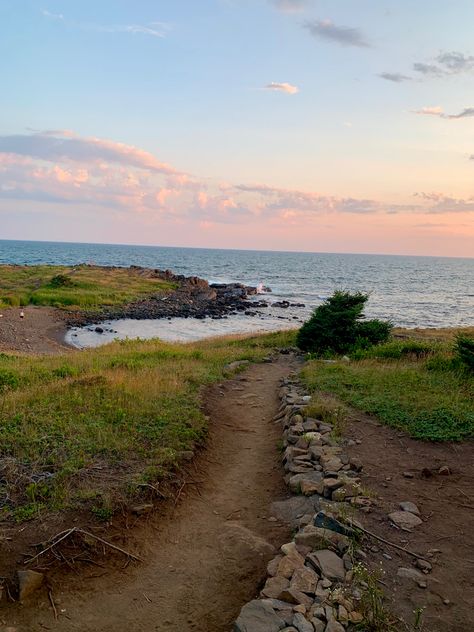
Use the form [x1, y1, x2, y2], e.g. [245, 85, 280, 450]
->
[403, 471, 415, 478]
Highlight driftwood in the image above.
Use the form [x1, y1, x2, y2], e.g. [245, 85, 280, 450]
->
[356, 524, 430, 563]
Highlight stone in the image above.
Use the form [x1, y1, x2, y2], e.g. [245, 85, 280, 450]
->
[17, 570, 44, 600]
[325, 617, 345, 632]
[290, 566, 318, 594]
[349, 611, 363, 624]
[396, 567, 424, 582]
[289, 472, 324, 494]
[415, 558, 432, 573]
[300, 479, 324, 495]
[403, 471, 414, 478]
[278, 553, 305, 579]
[296, 525, 350, 552]
[332, 481, 362, 501]
[338, 605, 348, 623]
[225, 360, 250, 373]
[261, 576, 291, 599]
[130, 503, 153, 515]
[266, 553, 283, 575]
[438, 465, 451, 475]
[234, 600, 286, 632]
[307, 550, 345, 582]
[399, 501, 420, 516]
[292, 613, 313, 632]
[279, 588, 314, 608]
[388, 511, 422, 530]
[219, 523, 275, 562]
[323, 478, 345, 495]
[349, 457, 363, 472]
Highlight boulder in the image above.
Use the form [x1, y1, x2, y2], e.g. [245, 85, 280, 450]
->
[17, 570, 44, 600]
[388, 511, 422, 530]
[306, 550, 345, 582]
[234, 600, 286, 632]
[290, 566, 318, 594]
[261, 576, 291, 599]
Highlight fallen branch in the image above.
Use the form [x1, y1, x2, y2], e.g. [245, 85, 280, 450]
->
[25, 528, 77, 565]
[76, 529, 142, 562]
[356, 525, 430, 562]
[48, 588, 58, 620]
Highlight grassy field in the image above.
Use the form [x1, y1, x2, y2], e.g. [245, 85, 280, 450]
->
[0, 264, 176, 308]
[0, 330, 295, 523]
[301, 332, 474, 442]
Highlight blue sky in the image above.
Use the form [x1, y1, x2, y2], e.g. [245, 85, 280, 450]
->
[0, 1, 473, 255]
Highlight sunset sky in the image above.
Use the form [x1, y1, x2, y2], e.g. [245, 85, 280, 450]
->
[1, 0, 473, 256]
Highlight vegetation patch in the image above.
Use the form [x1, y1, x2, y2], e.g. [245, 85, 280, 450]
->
[301, 333, 474, 441]
[0, 330, 295, 523]
[0, 264, 176, 308]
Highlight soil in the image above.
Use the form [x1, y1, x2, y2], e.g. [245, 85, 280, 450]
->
[341, 404, 474, 632]
[0, 306, 70, 354]
[2, 357, 300, 631]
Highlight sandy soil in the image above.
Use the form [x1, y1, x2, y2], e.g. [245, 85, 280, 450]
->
[0, 307, 70, 354]
[3, 357, 299, 631]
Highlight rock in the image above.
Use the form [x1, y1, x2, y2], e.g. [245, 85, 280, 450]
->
[349, 457, 363, 472]
[268, 556, 283, 576]
[307, 550, 345, 582]
[332, 481, 361, 501]
[388, 511, 422, 530]
[290, 566, 318, 594]
[349, 611, 364, 624]
[396, 567, 424, 582]
[95, 326, 104, 333]
[279, 588, 314, 608]
[130, 503, 153, 515]
[219, 523, 275, 564]
[271, 497, 319, 529]
[300, 479, 324, 495]
[325, 618, 345, 632]
[261, 576, 291, 599]
[17, 570, 44, 600]
[403, 471, 415, 479]
[415, 559, 432, 573]
[399, 501, 420, 516]
[224, 360, 250, 373]
[289, 472, 323, 494]
[278, 553, 305, 578]
[438, 465, 451, 475]
[296, 526, 350, 552]
[234, 600, 286, 632]
[311, 620, 325, 632]
[313, 511, 356, 538]
[292, 613, 313, 632]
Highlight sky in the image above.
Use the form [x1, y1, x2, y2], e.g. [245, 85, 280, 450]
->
[0, 0, 473, 257]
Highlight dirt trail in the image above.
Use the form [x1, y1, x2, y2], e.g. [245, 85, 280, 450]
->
[5, 357, 297, 632]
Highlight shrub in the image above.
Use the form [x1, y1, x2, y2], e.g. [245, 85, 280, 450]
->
[296, 290, 392, 355]
[48, 274, 75, 288]
[455, 334, 474, 372]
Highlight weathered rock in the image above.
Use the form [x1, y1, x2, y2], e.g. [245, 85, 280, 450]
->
[261, 576, 291, 599]
[17, 570, 44, 600]
[290, 566, 318, 594]
[234, 600, 286, 632]
[388, 511, 422, 530]
[271, 497, 319, 529]
[307, 550, 345, 582]
[332, 481, 362, 501]
[289, 472, 323, 494]
[300, 479, 324, 495]
[268, 556, 284, 576]
[399, 501, 420, 516]
[279, 588, 313, 608]
[325, 617, 345, 632]
[396, 567, 425, 582]
[292, 613, 313, 632]
[296, 525, 350, 552]
[415, 558, 432, 573]
[278, 553, 305, 579]
[311, 618, 325, 632]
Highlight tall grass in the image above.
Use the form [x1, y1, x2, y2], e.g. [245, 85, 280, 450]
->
[0, 264, 175, 308]
[0, 330, 295, 522]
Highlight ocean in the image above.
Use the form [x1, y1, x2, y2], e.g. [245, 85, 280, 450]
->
[0, 240, 473, 346]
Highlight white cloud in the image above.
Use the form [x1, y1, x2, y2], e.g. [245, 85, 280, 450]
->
[265, 82, 299, 95]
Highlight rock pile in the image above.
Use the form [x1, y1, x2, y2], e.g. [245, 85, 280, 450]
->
[234, 377, 370, 632]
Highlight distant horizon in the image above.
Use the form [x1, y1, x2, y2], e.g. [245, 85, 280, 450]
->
[1, 237, 472, 261]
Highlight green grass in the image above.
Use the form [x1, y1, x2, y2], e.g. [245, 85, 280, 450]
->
[0, 264, 176, 308]
[0, 330, 295, 522]
[301, 337, 474, 441]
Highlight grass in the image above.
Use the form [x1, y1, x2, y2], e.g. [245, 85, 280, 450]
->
[301, 333, 474, 441]
[0, 264, 176, 308]
[0, 330, 295, 522]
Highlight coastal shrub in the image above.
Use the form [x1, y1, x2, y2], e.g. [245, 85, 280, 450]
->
[296, 290, 392, 355]
[352, 339, 438, 360]
[48, 274, 75, 288]
[455, 334, 474, 372]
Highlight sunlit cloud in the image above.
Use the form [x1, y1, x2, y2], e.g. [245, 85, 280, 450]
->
[413, 106, 474, 119]
[265, 81, 299, 94]
[304, 19, 370, 48]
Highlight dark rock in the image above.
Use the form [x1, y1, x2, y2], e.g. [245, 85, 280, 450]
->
[234, 600, 286, 632]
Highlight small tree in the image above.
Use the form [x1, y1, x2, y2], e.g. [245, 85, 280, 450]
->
[454, 334, 474, 372]
[296, 290, 392, 355]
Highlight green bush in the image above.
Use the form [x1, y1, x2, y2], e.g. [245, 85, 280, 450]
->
[455, 335, 474, 372]
[296, 290, 392, 355]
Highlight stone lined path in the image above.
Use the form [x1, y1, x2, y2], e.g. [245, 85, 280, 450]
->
[5, 356, 298, 632]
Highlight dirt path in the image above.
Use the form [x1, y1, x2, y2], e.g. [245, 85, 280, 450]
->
[0, 306, 70, 354]
[5, 357, 298, 632]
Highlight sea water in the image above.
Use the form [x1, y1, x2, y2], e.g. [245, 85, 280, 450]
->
[1, 240, 472, 346]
